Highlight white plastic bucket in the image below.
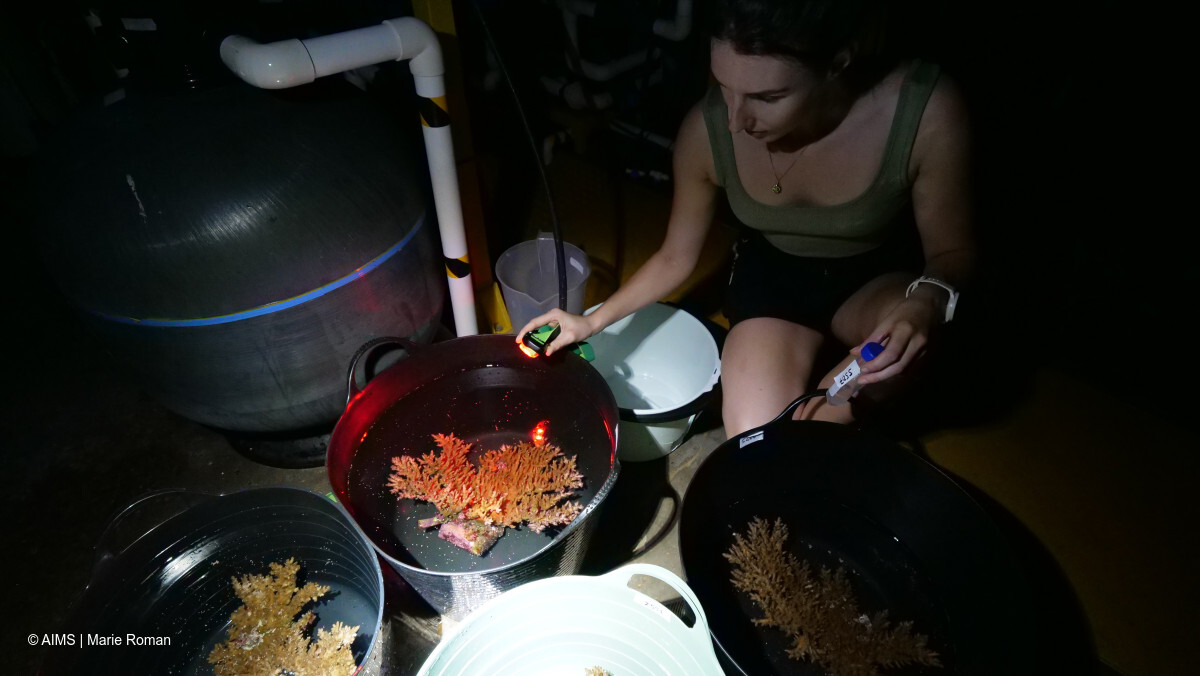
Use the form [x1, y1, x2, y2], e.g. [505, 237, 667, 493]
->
[417, 563, 724, 676]
[495, 235, 590, 331]
[585, 302, 720, 462]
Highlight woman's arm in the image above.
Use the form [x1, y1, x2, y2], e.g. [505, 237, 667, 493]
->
[908, 74, 977, 302]
[857, 74, 977, 384]
[517, 102, 720, 355]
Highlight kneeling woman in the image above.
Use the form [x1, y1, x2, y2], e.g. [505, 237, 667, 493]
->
[518, 0, 975, 437]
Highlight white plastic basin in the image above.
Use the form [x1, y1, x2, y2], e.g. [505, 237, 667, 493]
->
[417, 564, 724, 676]
[585, 302, 720, 462]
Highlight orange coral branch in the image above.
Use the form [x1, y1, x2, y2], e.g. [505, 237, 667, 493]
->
[388, 433, 479, 517]
[388, 433, 585, 553]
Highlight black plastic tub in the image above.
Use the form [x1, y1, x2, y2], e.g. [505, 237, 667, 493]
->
[40, 487, 384, 676]
[680, 393, 1036, 676]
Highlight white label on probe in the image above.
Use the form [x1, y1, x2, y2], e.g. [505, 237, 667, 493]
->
[828, 360, 860, 397]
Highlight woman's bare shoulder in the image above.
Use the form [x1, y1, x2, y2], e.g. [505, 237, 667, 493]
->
[921, 68, 971, 138]
[673, 98, 719, 186]
[912, 67, 971, 168]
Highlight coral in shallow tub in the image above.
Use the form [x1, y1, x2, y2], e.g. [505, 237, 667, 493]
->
[208, 558, 359, 676]
[725, 518, 941, 676]
[388, 433, 584, 555]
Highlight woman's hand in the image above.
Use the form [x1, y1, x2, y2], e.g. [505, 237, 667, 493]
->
[514, 309, 598, 357]
[854, 295, 940, 387]
[513, 101, 719, 359]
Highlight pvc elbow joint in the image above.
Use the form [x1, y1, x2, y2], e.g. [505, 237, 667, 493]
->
[383, 17, 443, 78]
[652, 13, 693, 42]
[219, 36, 315, 89]
[221, 19, 443, 91]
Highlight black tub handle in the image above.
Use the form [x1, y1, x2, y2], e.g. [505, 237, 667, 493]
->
[612, 303, 725, 425]
[767, 389, 829, 426]
[622, 372, 721, 425]
[345, 336, 420, 404]
[91, 489, 215, 582]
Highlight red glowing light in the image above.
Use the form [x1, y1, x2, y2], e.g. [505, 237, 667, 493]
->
[531, 420, 549, 446]
[518, 344, 539, 358]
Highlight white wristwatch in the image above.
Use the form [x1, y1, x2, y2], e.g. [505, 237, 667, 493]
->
[905, 276, 959, 323]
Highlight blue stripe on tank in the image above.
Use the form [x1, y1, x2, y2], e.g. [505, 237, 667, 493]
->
[91, 213, 426, 327]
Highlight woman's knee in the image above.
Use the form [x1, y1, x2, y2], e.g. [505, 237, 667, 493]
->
[830, 272, 911, 345]
[722, 398, 764, 438]
[719, 318, 823, 436]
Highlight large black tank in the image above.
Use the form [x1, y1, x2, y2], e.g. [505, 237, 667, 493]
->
[35, 17, 443, 442]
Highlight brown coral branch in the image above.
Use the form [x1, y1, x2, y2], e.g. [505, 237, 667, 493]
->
[208, 558, 360, 676]
[724, 518, 941, 676]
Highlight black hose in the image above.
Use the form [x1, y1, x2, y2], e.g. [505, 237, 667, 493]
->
[469, 0, 569, 313]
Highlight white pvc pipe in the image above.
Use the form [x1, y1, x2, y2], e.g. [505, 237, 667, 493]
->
[219, 17, 478, 336]
[419, 107, 476, 339]
[581, 51, 651, 83]
[219, 36, 315, 89]
[558, 0, 692, 43]
[553, 0, 692, 84]
[379, 19, 475, 337]
[652, 0, 693, 42]
[303, 24, 406, 78]
[382, 18, 444, 80]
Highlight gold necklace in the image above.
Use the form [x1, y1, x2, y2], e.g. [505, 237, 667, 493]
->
[766, 144, 807, 194]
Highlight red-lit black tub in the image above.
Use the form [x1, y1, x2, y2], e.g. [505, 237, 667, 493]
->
[327, 335, 620, 620]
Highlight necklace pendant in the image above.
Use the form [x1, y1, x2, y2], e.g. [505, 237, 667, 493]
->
[771, 183, 782, 194]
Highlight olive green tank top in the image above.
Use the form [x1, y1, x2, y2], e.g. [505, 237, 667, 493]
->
[702, 60, 941, 258]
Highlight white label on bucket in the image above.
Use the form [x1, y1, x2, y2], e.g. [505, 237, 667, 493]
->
[632, 591, 676, 623]
[570, 257, 585, 275]
[739, 430, 764, 448]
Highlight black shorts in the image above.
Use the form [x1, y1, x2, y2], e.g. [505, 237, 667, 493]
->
[723, 228, 923, 331]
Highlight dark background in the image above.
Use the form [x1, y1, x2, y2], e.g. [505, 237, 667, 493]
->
[1, 0, 1185, 408]
[0, 0, 1186, 673]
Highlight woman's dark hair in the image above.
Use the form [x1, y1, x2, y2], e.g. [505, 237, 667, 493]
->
[712, 0, 897, 90]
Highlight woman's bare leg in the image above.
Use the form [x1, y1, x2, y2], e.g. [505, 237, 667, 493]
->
[721, 317, 825, 437]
